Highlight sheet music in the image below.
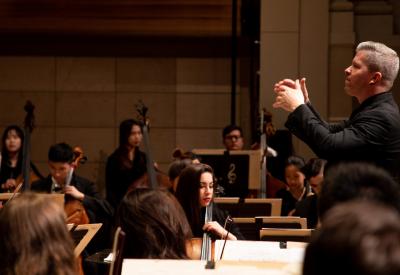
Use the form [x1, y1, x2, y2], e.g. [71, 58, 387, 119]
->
[122, 259, 300, 275]
[215, 240, 306, 263]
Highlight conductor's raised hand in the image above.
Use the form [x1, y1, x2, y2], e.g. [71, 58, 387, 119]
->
[300, 78, 309, 103]
[273, 79, 305, 112]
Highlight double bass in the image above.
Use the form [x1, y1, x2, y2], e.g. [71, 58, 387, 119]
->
[127, 101, 171, 192]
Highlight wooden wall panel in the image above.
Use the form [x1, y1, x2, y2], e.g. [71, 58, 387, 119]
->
[0, 0, 241, 37]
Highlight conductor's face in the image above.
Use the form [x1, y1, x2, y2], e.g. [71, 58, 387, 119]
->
[344, 51, 374, 99]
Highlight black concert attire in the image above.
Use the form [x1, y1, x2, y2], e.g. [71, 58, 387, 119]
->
[276, 187, 308, 216]
[293, 194, 319, 229]
[192, 204, 244, 240]
[0, 161, 43, 192]
[285, 92, 400, 181]
[105, 147, 147, 208]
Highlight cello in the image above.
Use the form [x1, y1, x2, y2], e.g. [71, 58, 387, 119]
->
[63, 146, 89, 275]
[64, 146, 90, 225]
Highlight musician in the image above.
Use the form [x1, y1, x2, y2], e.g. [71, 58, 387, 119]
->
[175, 163, 243, 240]
[106, 119, 147, 208]
[168, 148, 200, 193]
[31, 142, 114, 273]
[0, 125, 43, 192]
[115, 188, 192, 259]
[0, 192, 77, 275]
[222, 124, 244, 151]
[276, 155, 309, 216]
[293, 158, 327, 228]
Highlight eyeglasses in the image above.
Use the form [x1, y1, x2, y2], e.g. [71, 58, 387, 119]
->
[224, 135, 242, 141]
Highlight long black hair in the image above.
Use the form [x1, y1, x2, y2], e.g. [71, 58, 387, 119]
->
[1, 125, 24, 174]
[116, 119, 145, 170]
[175, 163, 215, 236]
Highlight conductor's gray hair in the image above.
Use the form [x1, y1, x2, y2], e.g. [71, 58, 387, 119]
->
[357, 41, 399, 88]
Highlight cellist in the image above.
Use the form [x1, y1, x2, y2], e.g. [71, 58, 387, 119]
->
[31, 142, 114, 274]
[175, 163, 244, 241]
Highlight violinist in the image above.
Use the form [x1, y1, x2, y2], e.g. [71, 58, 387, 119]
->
[0, 125, 43, 192]
[175, 163, 243, 240]
[106, 119, 147, 208]
[31, 143, 114, 273]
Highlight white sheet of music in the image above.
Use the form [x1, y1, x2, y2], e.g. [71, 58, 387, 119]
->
[121, 241, 306, 275]
[215, 240, 306, 263]
[121, 259, 299, 275]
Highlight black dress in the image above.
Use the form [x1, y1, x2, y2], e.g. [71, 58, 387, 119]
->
[0, 161, 43, 192]
[105, 147, 147, 208]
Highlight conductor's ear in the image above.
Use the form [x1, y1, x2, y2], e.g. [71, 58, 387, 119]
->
[369, 72, 382, 85]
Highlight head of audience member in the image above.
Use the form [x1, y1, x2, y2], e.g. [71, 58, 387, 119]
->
[116, 188, 192, 259]
[1, 125, 24, 164]
[319, 162, 400, 220]
[301, 158, 327, 196]
[345, 41, 399, 103]
[284, 155, 306, 193]
[175, 164, 215, 235]
[303, 200, 400, 275]
[222, 125, 244, 151]
[119, 119, 143, 149]
[47, 142, 75, 186]
[0, 192, 76, 275]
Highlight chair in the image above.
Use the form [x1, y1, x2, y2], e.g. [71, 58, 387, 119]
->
[231, 217, 258, 240]
[244, 198, 282, 216]
[255, 216, 307, 230]
[214, 197, 282, 217]
[259, 228, 313, 243]
[109, 227, 126, 275]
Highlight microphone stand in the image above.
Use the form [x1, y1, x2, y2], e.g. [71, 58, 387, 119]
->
[219, 216, 233, 260]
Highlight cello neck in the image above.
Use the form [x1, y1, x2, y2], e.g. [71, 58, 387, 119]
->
[200, 203, 213, 261]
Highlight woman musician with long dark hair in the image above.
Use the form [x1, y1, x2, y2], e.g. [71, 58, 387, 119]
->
[0, 125, 43, 192]
[105, 119, 148, 209]
[175, 164, 244, 240]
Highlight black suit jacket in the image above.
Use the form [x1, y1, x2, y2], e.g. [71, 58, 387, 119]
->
[31, 174, 113, 223]
[285, 92, 400, 181]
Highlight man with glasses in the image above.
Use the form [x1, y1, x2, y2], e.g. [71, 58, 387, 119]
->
[222, 125, 244, 151]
